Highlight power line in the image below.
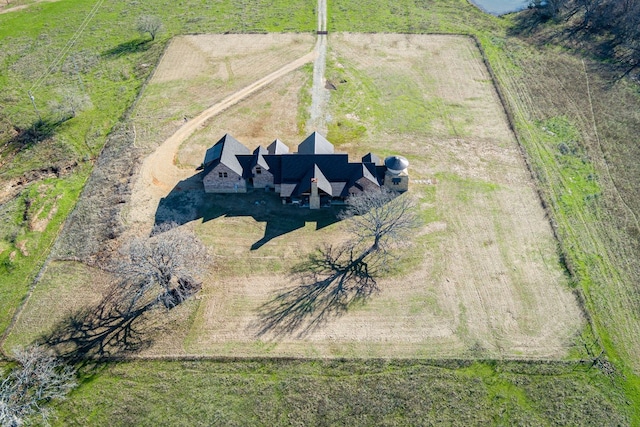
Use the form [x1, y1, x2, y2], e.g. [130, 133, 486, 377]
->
[29, 0, 105, 93]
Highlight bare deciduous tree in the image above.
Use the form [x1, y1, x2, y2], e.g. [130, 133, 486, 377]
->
[523, 0, 640, 78]
[48, 88, 91, 120]
[339, 188, 419, 259]
[0, 345, 76, 427]
[114, 223, 207, 313]
[136, 15, 163, 41]
[256, 189, 419, 337]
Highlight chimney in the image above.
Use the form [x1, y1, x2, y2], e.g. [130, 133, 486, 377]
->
[310, 178, 320, 209]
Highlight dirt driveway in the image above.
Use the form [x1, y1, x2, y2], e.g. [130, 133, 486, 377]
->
[7, 34, 584, 361]
[126, 35, 317, 232]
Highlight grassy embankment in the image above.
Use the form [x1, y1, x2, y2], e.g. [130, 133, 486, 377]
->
[54, 359, 628, 426]
[330, 0, 640, 420]
[1, 0, 639, 424]
[0, 0, 315, 340]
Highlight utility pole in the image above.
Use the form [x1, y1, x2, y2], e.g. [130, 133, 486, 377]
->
[28, 91, 42, 122]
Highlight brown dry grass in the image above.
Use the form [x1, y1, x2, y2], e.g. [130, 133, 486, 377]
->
[132, 34, 315, 153]
[3, 261, 111, 349]
[7, 34, 584, 360]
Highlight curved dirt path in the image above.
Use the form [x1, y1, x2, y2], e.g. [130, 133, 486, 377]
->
[128, 49, 318, 229]
[0, 0, 59, 14]
[130, 0, 326, 230]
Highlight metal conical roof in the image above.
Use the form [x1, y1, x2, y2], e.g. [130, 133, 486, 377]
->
[384, 155, 409, 172]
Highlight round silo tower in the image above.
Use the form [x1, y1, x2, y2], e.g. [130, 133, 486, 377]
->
[383, 155, 409, 192]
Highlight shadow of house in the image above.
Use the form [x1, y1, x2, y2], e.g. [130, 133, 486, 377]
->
[154, 172, 342, 250]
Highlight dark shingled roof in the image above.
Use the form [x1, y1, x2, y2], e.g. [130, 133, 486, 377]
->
[253, 146, 270, 170]
[203, 134, 250, 176]
[236, 146, 270, 179]
[297, 132, 334, 155]
[297, 164, 333, 196]
[360, 162, 379, 185]
[362, 152, 381, 166]
[277, 154, 351, 185]
[267, 139, 289, 155]
[204, 132, 394, 199]
[279, 163, 336, 198]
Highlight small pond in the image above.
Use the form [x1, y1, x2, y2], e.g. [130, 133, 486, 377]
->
[469, 0, 530, 15]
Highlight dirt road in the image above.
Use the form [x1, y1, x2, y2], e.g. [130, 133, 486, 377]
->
[0, 0, 60, 14]
[128, 48, 317, 229]
[307, 0, 329, 134]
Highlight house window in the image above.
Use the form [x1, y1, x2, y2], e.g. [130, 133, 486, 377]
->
[255, 167, 262, 175]
[218, 172, 223, 178]
[218, 172, 228, 178]
[392, 178, 401, 185]
[223, 172, 228, 178]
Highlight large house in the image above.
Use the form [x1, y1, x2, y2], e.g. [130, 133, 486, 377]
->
[202, 132, 409, 209]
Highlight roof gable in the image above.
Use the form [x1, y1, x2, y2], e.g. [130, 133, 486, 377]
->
[267, 139, 289, 155]
[204, 134, 250, 176]
[297, 132, 334, 155]
[297, 164, 333, 196]
[362, 152, 381, 166]
[253, 146, 270, 170]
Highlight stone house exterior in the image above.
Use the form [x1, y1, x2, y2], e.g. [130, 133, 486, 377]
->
[202, 132, 409, 208]
[202, 134, 249, 193]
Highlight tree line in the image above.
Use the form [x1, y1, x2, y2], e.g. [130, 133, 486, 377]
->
[529, 0, 640, 78]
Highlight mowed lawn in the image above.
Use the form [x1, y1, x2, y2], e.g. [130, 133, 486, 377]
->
[6, 35, 583, 360]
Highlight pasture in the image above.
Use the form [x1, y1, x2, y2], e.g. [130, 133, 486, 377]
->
[6, 34, 583, 360]
[2, 0, 640, 423]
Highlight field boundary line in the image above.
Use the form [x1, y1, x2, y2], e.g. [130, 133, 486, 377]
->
[0, 36, 171, 360]
[0, 174, 91, 359]
[57, 353, 599, 371]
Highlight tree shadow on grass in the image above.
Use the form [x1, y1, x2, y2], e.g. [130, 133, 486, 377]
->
[2, 117, 68, 158]
[102, 39, 151, 58]
[154, 172, 342, 249]
[41, 286, 163, 363]
[252, 244, 379, 339]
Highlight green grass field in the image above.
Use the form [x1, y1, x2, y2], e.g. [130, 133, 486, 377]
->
[1, 0, 640, 424]
[0, 0, 316, 339]
[54, 359, 629, 426]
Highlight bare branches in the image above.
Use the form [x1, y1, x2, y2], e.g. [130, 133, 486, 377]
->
[255, 244, 379, 338]
[256, 189, 419, 338]
[43, 285, 162, 362]
[339, 188, 419, 256]
[1, 345, 76, 427]
[114, 223, 207, 312]
[136, 15, 163, 41]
